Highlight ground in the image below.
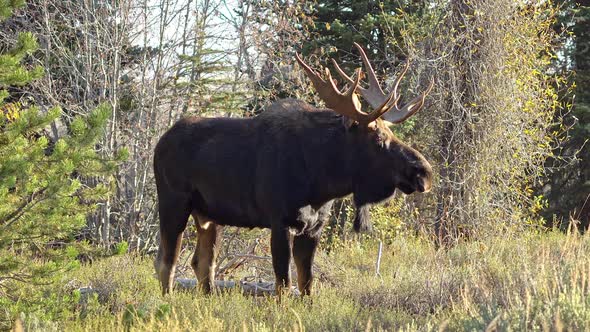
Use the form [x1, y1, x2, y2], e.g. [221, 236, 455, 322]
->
[9, 230, 590, 331]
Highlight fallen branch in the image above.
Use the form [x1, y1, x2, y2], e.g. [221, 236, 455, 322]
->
[175, 278, 300, 296]
[74, 278, 300, 302]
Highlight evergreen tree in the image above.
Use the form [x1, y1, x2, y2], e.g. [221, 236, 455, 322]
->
[543, 2, 590, 227]
[304, 1, 429, 72]
[573, 4, 590, 225]
[0, 0, 122, 309]
[301, 0, 436, 136]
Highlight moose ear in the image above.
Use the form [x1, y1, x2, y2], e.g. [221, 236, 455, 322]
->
[365, 125, 388, 147]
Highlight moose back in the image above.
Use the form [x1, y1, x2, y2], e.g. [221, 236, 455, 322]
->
[154, 43, 434, 296]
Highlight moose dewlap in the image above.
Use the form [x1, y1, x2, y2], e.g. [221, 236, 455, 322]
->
[153, 43, 433, 296]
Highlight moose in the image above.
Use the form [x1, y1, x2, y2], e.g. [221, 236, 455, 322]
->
[153, 43, 434, 296]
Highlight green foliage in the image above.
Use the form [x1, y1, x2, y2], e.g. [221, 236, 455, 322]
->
[113, 241, 129, 256]
[368, 197, 405, 242]
[171, 25, 249, 116]
[305, 1, 428, 59]
[0, 3, 122, 321]
[0, 0, 25, 21]
[323, 196, 406, 248]
[0, 103, 120, 305]
[175, 49, 245, 115]
[393, 0, 569, 239]
[0, 32, 43, 88]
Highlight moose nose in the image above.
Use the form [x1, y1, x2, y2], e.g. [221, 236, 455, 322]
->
[422, 180, 432, 193]
[417, 183, 425, 193]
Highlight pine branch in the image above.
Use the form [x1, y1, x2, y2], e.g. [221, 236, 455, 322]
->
[0, 187, 47, 228]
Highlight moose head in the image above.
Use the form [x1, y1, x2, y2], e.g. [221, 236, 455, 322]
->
[296, 43, 433, 205]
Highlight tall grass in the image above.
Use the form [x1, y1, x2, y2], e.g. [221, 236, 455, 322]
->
[11, 230, 590, 331]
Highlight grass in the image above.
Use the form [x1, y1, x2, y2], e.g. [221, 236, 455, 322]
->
[9, 230, 590, 331]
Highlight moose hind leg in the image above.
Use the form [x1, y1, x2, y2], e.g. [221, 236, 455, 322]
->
[293, 232, 321, 296]
[191, 213, 223, 294]
[155, 196, 191, 296]
[271, 226, 292, 297]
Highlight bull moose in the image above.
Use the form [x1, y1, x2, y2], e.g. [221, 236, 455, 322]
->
[153, 43, 434, 296]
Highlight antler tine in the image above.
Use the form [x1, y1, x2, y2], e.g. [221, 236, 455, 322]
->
[333, 43, 408, 112]
[352, 42, 385, 98]
[331, 58, 355, 85]
[384, 77, 435, 123]
[295, 53, 340, 97]
[332, 43, 433, 125]
[344, 67, 363, 96]
[364, 60, 411, 123]
[295, 53, 366, 123]
[332, 47, 389, 110]
[388, 60, 410, 109]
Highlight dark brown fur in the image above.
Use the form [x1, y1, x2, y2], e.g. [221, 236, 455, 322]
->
[154, 99, 432, 295]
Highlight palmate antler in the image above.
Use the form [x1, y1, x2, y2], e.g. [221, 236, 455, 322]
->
[295, 53, 365, 123]
[296, 43, 434, 125]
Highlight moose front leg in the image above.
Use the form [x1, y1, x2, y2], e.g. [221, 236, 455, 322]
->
[292, 231, 321, 296]
[271, 226, 292, 297]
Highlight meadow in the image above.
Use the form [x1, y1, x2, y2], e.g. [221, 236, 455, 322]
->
[10, 229, 590, 331]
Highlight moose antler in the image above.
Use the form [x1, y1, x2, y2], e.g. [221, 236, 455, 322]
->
[296, 53, 405, 126]
[331, 42, 434, 124]
[295, 53, 366, 123]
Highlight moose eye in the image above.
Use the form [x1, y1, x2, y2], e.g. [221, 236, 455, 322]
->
[411, 165, 425, 177]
